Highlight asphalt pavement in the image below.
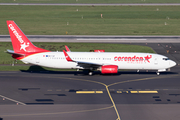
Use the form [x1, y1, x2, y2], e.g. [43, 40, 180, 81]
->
[1, 35, 180, 43]
[0, 42, 180, 120]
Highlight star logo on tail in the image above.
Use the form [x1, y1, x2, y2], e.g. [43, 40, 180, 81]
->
[20, 42, 29, 51]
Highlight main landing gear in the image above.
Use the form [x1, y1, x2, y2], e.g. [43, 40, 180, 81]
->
[89, 71, 93, 76]
[82, 69, 93, 76]
[88, 68, 94, 76]
[156, 72, 160, 75]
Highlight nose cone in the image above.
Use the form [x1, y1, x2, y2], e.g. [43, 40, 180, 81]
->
[170, 60, 176, 67]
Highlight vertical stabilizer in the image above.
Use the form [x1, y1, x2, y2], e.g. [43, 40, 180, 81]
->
[7, 21, 49, 54]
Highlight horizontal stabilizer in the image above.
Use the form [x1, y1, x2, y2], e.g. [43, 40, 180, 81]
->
[6, 49, 25, 56]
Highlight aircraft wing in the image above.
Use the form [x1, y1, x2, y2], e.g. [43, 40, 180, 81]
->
[75, 61, 102, 67]
[63, 50, 102, 67]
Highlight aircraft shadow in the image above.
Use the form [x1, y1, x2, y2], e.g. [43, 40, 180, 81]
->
[20, 65, 94, 76]
[20, 65, 178, 76]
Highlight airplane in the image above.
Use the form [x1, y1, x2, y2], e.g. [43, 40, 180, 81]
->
[6, 20, 176, 75]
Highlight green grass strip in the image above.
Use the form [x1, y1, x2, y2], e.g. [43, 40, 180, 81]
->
[1, 6, 180, 35]
[1, 0, 180, 3]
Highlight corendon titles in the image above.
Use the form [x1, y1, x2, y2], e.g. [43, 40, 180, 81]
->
[9, 24, 24, 44]
[114, 55, 152, 63]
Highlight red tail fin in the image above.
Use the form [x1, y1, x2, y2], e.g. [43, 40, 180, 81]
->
[7, 21, 49, 54]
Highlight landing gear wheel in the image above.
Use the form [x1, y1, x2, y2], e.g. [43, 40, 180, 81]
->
[157, 72, 160, 75]
[89, 71, 93, 76]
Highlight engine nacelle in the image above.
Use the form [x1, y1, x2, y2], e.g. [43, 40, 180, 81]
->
[94, 50, 105, 52]
[100, 65, 118, 74]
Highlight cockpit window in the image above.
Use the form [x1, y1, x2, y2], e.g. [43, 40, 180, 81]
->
[163, 58, 169, 61]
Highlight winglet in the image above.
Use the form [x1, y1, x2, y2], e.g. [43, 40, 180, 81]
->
[63, 50, 73, 62]
[65, 45, 71, 52]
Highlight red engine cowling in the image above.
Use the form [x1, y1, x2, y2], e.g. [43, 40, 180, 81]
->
[100, 65, 118, 74]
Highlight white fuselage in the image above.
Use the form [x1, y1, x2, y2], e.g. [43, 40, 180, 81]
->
[21, 52, 176, 71]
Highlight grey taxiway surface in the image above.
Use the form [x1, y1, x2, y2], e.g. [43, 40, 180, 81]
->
[0, 37, 180, 120]
[1, 35, 180, 43]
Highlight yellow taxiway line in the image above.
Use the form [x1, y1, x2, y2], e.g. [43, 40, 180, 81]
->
[76, 91, 103, 94]
[137, 91, 158, 93]
[116, 91, 158, 93]
[130, 91, 158, 93]
[76, 91, 158, 94]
